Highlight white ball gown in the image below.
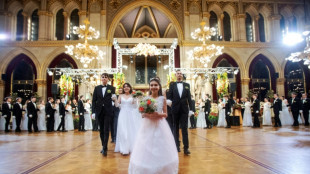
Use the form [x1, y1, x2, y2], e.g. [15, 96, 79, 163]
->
[84, 103, 93, 130]
[21, 107, 28, 130]
[65, 106, 74, 131]
[262, 102, 272, 126]
[128, 96, 179, 174]
[217, 102, 227, 127]
[280, 99, 294, 126]
[0, 113, 5, 130]
[12, 116, 17, 130]
[37, 104, 46, 131]
[242, 102, 253, 127]
[54, 104, 60, 131]
[115, 96, 141, 154]
[196, 105, 206, 128]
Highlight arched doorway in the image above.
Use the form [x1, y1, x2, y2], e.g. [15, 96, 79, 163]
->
[47, 53, 78, 99]
[212, 53, 241, 100]
[5, 54, 37, 101]
[249, 54, 276, 100]
[284, 62, 310, 97]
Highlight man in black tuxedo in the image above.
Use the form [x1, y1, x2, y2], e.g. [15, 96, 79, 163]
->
[78, 95, 85, 131]
[301, 93, 310, 126]
[46, 97, 56, 132]
[71, 99, 78, 116]
[271, 94, 282, 127]
[92, 73, 116, 156]
[252, 94, 260, 128]
[223, 95, 232, 128]
[167, 70, 193, 155]
[240, 98, 245, 119]
[57, 97, 67, 132]
[27, 96, 39, 133]
[204, 94, 212, 129]
[189, 96, 196, 129]
[2, 97, 12, 132]
[13, 97, 23, 132]
[289, 92, 302, 126]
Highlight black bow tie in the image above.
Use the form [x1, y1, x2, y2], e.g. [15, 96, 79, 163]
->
[177, 82, 182, 84]
[102, 85, 107, 88]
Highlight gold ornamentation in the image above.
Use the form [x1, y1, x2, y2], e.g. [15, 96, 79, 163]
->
[170, 0, 181, 11]
[109, 0, 121, 9]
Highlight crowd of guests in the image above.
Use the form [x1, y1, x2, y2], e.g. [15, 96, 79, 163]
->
[188, 92, 310, 129]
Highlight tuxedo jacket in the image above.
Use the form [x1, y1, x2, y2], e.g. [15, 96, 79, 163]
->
[252, 99, 260, 114]
[289, 98, 301, 113]
[59, 102, 66, 116]
[78, 100, 84, 116]
[301, 98, 310, 112]
[27, 102, 38, 117]
[13, 103, 23, 118]
[45, 102, 56, 117]
[204, 99, 211, 113]
[167, 82, 193, 114]
[223, 100, 231, 115]
[271, 98, 282, 114]
[92, 84, 115, 117]
[2, 103, 12, 116]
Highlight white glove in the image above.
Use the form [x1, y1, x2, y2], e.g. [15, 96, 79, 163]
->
[227, 112, 230, 115]
[111, 94, 117, 101]
[60, 115, 62, 118]
[188, 110, 194, 117]
[166, 100, 172, 107]
[47, 115, 50, 118]
[205, 111, 208, 114]
[299, 110, 303, 113]
[29, 115, 32, 118]
[256, 111, 259, 113]
[279, 111, 282, 113]
[80, 113, 83, 116]
[92, 113, 96, 119]
[12, 116, 16, 118]
[3, 115, 7, 118]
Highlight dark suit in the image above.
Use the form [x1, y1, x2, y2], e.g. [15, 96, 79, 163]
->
[92, 85, 115, 151]
[57, 102, 66, 131]
[167, 82, 193, 151]
[223, 100, 232, 127]
[271, 98, 282, 127]
[301, 98, 310, 126]
[111, 97, 120, 141]
[13, 102, 23, 132]
[27, 102, 39, 132]
[204, 99, 212, 128]
[45, 102, 56, 132]
[252, 99, 260, 127]
[2, 102, 12, 132]
[189, 99, 196, 128]
[240, 101, 245, 119]
[78, 100, 85, 131]
[289, 98, 302, 126]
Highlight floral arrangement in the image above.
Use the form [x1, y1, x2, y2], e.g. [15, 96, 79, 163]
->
[133, 90, 144, 98]
[216, 72, 229, 98]
[131, 43, 159, 57]
[59, 75, 74, 98]
[265, 90, 274, 99]
[139, 97, 157, 114]
[166, 72, 176, 88]
[113, 72, 125, 92]
[247, 89, 255, 99]
[194, 110, 199, 117]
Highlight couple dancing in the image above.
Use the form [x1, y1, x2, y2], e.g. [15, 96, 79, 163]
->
[92, 73, 180, 173]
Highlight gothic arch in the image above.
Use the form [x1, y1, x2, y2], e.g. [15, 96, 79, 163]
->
[64, 1, 81, 16]
[245, 5, 259, 19]
[208, 3, 222, 18]
[223, 4, 237, 17]
[23, 0, 40, 16]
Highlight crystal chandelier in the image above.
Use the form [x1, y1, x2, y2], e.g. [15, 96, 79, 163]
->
[286, 31, 310, 69]
[65, 19, 105, 68]
[131, 43, 160, 57]
[188, 21, 224, 67]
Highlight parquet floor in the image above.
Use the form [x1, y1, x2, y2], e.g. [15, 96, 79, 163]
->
[1, 126, 310, 174]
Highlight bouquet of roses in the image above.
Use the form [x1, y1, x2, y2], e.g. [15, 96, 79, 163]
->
[139, 97, 157, 114]
[132, 90, 144, 98]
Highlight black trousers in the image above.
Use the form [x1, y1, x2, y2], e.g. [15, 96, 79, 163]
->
[79, 115, 85, 131]
[205, 113, 212, 127]
[109, 112, 114, 141]
[274, 112, 282, 126]
[15, 116, 22, 131]
[173, 112, 189, 150]
[190, 115, 196, 128]
[28, 116, 38, 132]
[5, 115, 11, 131]
[47, 115, 54, 132]
[92, 117, 99, 131]
[292, 111, 299, 126]
[225, 114, 231, 127]
[112, 108, 120, 141]
[241, 109, 245, 119]
[253, 113, 260, 127]
[57, 115, 65, 131]
[166, 113, 174, 133]
[303, 110, 309, 126]
[98, 109, 111, 150]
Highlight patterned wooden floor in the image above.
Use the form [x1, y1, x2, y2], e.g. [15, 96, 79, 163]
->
[0, 126, 309, 174]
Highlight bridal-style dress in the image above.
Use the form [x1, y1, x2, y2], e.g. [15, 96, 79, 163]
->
[243, 101, 253, 127]
[217, 102, 227, 127]
[280, 99, 294, 126]
[262, 102, 272, 126]
[54, 104, 60, 131]
[21, 106, 28, 130]
[37, 104, 46, 131]
[84, 103, 93, 130]
[65, 105, 74, 131]
[196, 105, 206, 128]
[129, 96, 179, 174]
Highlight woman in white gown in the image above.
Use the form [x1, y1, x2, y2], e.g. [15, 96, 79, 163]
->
[54, 99, 60, 131]
[280, 96, 294, 126]
[0, 110, 5, 130]
[37, 100, 46, 131]
[217, 99, 227, 127]
[243, 97, 253, 127]
[21, 100, 30, 131]
[129, 78, 178, 174]
[84, 99, 93, 130]
[196, 102, 206, 128]
[65, 100, 74, 131]
[262, 98, 272, 126]
[115, 83, 140, 155]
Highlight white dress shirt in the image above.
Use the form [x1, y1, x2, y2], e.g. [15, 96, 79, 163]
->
[102, 86, 107, 97]
[177, 82, 183, 98]
[33, 102, 36, 109]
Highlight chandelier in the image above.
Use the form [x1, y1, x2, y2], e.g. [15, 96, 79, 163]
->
[188, 21, 224, 67]
[131, 43, 160, 57]
[286, 31, 310, 69]
[65, 19, 105, 68]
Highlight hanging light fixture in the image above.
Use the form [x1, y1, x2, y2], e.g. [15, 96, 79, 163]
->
[65, 19, 105, 68]
[131, 43, 160, 57]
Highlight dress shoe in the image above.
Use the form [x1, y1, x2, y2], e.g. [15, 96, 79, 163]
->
[274, 125, 278, 127]
[184, 149, 191, 155]
[225, 126, 231, 128]
[61, 130, 68, 132]
[177, 147, 181, 152]
[203, 127, 208, 129]
[189, 127, 193, 129]
[101, 150, 107, 156]
[28, 131, 33, 133]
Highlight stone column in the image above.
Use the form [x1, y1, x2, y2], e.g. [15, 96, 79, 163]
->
[276, 78, 285, 96]
[270, 15, 281, 42]
[38, 11, 49, 40]
[100, 10, 106, 39]
[35, 79, 47, 101]
[237, 14, 247, 42]
[241, 78, 250, 98]
[0, 80, 5, 101]
[63, 11, 68, 40]
[22, 12, 28, 40]
[184, 11, 190, 40]
[254, 15, 260, 42]
[219, 13, 224, 39]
